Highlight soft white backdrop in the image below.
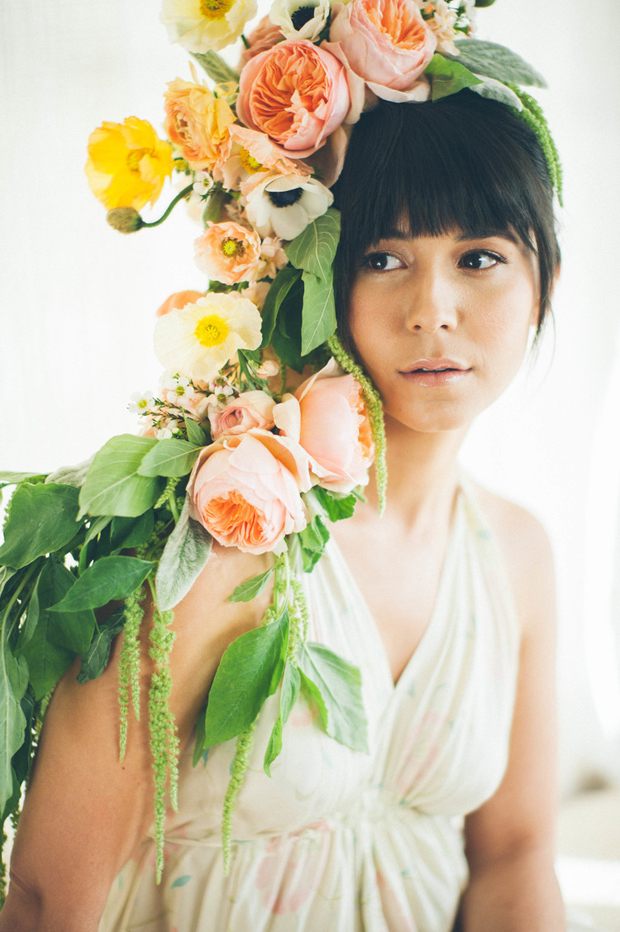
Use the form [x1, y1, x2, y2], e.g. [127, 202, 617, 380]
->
[1, 0, 620, 799]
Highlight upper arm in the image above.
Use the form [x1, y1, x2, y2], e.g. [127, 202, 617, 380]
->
[464, 498, 558, 873]
[3, 546, 273, 930]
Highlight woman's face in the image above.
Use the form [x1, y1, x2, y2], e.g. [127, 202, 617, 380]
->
[347, 227, 540, 433]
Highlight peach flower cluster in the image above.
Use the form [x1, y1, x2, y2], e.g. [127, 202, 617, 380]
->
[193, 221, 288, 286]
[187, 363, 375, 554]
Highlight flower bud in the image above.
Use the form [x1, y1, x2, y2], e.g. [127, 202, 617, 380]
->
[106, 207, 144, 234]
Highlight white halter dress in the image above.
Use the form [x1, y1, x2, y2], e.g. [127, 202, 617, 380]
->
[99, 479, 520, 932]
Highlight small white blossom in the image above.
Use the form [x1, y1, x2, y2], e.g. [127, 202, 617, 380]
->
[193, 171, 214, 197]
[128, 390, 154, 415]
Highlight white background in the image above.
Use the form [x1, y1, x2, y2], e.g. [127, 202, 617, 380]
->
[1, 0, 620, 798]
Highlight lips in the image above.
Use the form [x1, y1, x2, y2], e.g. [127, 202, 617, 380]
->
[399, 358, 471, 387]
[401, 358, 467, 373]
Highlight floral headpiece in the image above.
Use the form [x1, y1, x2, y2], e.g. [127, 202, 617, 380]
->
[0, 0, 560, 893]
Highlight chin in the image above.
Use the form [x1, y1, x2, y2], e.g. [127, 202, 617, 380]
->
[385, 400, 477, 434]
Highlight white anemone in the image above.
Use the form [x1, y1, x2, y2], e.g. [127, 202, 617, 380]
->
[269, 0, 331, 41]
[244, 173, 333, 241]
[154, 292, 262, 383]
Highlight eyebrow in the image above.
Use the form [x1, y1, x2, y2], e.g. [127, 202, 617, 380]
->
[370, 227, 521, 245]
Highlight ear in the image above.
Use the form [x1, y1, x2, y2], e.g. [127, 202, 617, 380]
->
[531, 261, 561, 327]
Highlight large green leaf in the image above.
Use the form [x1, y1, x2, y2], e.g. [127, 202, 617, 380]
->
[79, 434, 165, 518]
[285, 209, 341, 283]
[298, 642, 368, 753]
[0, 483, 81, 568]
[0, 642, 28, 807]
[425, 53, 482, 101]
[0, 567, 16, 604]
[77, 605, 126, 684]
[263, 661, 301, 776]
[203, 611, 289, 748]
[33, 558, 96, 653]
[452, 38, 546, 88]
[50, 555, 154, 612]
[300, 270, 337, 357]
[19, 620, 74, 700]
[138, 439, 201, 479]
[110, 511, 155, 552]
[155, 498, 212, 611]
[259, 266, 303, 350]
[227, 567, 274, 603]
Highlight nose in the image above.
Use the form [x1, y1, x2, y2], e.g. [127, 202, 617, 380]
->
[404, 271, 459, 333]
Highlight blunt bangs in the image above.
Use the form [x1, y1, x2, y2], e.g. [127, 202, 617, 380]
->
[332, 92, 560, 345]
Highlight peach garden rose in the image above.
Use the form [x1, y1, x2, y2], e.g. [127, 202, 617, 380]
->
[209, 390, 276, 439]
[236, 39, 351, 157]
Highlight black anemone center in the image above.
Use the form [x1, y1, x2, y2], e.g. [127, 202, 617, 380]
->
[267, 188, 303, 208]
[291, 5, 316, 30]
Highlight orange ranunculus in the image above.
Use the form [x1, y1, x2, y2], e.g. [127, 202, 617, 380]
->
[328, 0, 436, 101]
[156, 290, 205, 317]
[163, 78, 236, 170]
[236, 40, 351, 157]
[187, 431, 309, 554]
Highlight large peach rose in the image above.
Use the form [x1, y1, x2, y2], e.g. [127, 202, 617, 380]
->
[187, 432, 308, 553]
[277, 360, 374, 493]
[236, 40, 351, 157]
[163, 78, 235, 170]
[328, 0, 436, 101]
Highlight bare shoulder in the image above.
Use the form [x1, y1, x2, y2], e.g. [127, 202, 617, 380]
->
[469, 480, 556, 638]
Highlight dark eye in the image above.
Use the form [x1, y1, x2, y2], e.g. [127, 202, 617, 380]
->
[363, 252, 402, 271]
[459, 250, 504, 270]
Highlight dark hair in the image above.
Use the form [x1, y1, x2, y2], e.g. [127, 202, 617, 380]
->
[332, 91, 560, 347]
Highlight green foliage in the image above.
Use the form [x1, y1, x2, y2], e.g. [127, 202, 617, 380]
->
[312, 487, 358, 523]
[221, 721, 257, 874]
[184, 416, 207, 447]
[452, 38, 546, 88]
[300, 270, 337, 357]
[424, 53, 482, 101]
[0, 471, 47, 489]
[78, 605, 126, 684]
[508, 83, 563, 204]
[263, 661, 301, 777]
[259, 266, 303, 350]
[118, 588, 145, 758]
[138, 439, 202, 479]
[110, 511, 155, 553]
[155, 498, 212, 611]
[298, 642, 368, 753]
[0, 483, 81, 569]
[45, 457, 94, 488]
[298, 515, 330, 573]
[285, 209, 341, 282]
[50, 556, 154, 612]
[0, 640, 28, 809]
[227, 567, 274, 603]
[267, 274, 307, 372]
[202, 611, 289, 748]
[79, 434, 165, 518]
[191, 50, 239, 85]
[471, 78, 522, 110]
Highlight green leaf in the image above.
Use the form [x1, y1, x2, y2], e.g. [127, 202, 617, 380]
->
[110, 511, 155, 552]
[298, 515, 330, 573]
[452, 38, 546, 88]
[201, 185, 229, 225]
[285, 209, 341, 282]
[191, 51, 239, 86]
[193, 705, 208, 767]
[297, 642, 368, 753]
[0, 483, 81, 568]
[155, 498, 213, 611]
[21, 558, 95, 654]
[20, 622, 74, 701]
[312, 487, 358, 523]
[263, 661, 301, 776]
[77, 606, 126, 684]
[45, 457, 94, 489]
[203, 611, 289, 748]
[470, 77, 523, 110]
[84, 515, 113, 547]
[185, 416, 207, 447]
[0, 471, 47, 488]
[259, 266, 303, 350]
[424, 53, 482, 101]
[137, 439, 201, 479]
[227, 567, 274, 603]
[0, 567, 16, 604]
[0, 643, 28, 806]
[79, 434, 165, 518]
[50, 555, 153, 612]
[300, 270, 336, 357]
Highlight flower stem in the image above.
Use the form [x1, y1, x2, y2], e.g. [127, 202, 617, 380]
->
[140, 184, 194, 229]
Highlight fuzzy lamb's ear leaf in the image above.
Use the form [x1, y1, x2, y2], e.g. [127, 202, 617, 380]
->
[300, 270, 337, 357]
[424, 54, 482, 101]
[79, 434, 165, 518]
[155, 497, 213, 611]
[298, 641, 368, 753]
[470, 77, 523, 110]
[285, 208, 341, 283]
[191, 51, 239, 86]
[452, 38, 546, 88]
[0, 483, 81, 568]
[203, 611, 289, 748]
[45, 457, 94, 488]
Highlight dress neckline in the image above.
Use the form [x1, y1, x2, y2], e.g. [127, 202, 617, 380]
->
[324, 484, 464, 692]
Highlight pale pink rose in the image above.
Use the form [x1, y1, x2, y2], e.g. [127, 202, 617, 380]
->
[329, 0, 436, 101]
[214, 125, 310, 191]
[238, 15, 284, 69]
[163, 78, 235, 170]
[291, 360, 374, 493]
[187, 432, 307, 554]
[156, 290, 204, 317]
[194, 221, 264, 285]
[209, 390, 276, 439]
[236, 40, 351, 157]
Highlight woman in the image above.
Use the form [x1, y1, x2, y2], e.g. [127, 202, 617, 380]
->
[0, 85, 566, 930]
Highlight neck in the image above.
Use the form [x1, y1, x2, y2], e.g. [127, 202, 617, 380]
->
[364, 415, 467, 532]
